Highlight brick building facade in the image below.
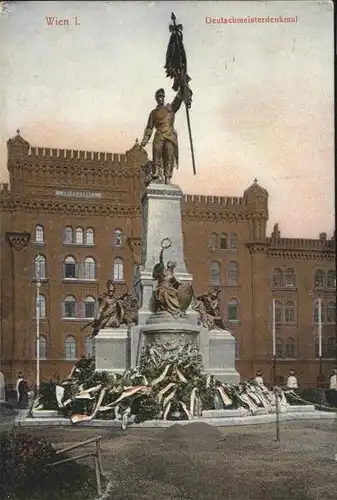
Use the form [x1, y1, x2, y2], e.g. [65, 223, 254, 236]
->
[0, 132, 336, 388]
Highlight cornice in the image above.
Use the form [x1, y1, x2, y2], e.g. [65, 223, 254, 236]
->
[0, 199, 141, 217]
[267, 249, 335, 261]
[182, 209, 267, 223]
[246, 242, 335, 260]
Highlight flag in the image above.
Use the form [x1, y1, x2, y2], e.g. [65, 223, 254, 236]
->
[165, 13, 193, 108]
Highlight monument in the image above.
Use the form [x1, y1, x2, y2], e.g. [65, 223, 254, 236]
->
[94, 12, 239, 384]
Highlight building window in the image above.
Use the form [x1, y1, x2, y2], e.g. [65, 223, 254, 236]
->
[314, 301, 325, 323]
[275, 300, 282, 323]
[35, 255, 46, 279]
[314, 269, 325, 288]
[276, 337, 283, 358]
[65, 335, 77, 360]
[75, 227, 84, 244]
[86, 228, 94, 245]
[35, 225, 44, 244]
[228, 262, 238, 285]
[210, 232, 218, 250]
[229, 233, 238, 250]
[84, 336, 95, 358]
[113, 257, 124, 281]
[272, 269, 283, 287]
[327, 338, 336, 358]
[327, 301, 336, 323]
[63, 256, 77, 279]
[285, 338, 296, 358]
[228, 299, 238, 321]
[36, 295, 46, 318]
[219, 233, 227, 250]
[84, 257, 96, 280]
[38, 335, 47, 360]
[64, 226, 73, 244]
[63, 296, 77, 318]
[327, 270, 336, 289]
[114, 229, 123, 246]
[284, 301, 296, 323]
[285, 268, 296, 287]
[210, 261, 221, 285]
[84, 296, 96, 318]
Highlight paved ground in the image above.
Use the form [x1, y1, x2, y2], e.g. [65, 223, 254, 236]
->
[10, 419, 337, 500]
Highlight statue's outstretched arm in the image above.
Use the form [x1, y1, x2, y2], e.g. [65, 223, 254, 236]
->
[171, 90, 183, 113]
[141, 111, 154, 147]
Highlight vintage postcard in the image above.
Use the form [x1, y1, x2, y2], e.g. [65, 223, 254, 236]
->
[0, 2, 336, 498]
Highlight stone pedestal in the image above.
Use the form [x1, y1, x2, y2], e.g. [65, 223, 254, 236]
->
[134, 183, 195, 326]
[207, 330, 240, 384]
[95, 327, 129, 375]
[130, 312, 208, 367]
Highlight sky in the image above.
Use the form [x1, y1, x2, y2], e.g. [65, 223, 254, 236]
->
[0, 0, 334, 238]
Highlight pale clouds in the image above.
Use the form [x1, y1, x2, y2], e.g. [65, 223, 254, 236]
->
[0, 1, 334, 237]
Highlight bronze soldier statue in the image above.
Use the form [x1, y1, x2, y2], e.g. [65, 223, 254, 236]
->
[140, 88, 183, 184]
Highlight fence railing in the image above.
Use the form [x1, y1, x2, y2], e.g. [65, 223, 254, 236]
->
[45, 436, 104, 496]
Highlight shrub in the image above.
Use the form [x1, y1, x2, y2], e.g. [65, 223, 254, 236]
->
[0, 429, 57, 498]
[0, 429, 98, 500]
[39, 380, 59, 410]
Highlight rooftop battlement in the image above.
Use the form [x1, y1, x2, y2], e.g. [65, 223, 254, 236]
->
[183, 194, 245, 207]
[27, 146, 128, 165]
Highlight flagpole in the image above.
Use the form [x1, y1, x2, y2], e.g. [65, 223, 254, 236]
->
[185, 105, 196, 175]
[272, 298, 276, 385]
[36, 262, 41, 397]
[318, 297, 322, 377]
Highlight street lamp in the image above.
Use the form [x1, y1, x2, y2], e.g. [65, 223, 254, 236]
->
[35, 260, 41, 396]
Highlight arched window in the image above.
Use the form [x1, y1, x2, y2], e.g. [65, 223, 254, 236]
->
[228, 298, 238, 321]
[75, 227, 84, 244]
[229, 233, 238, 250]
[275, 300, 282, 323]
[64, 226, 73, 244]
[285, 337, 296, 358]
[35, 255, 46, 279]
[63, 256, 76, 279]
[285, 268, 296, 287]
[36, 295, 46, 318]
[327, 338, 336, 358]
[314, 269, 325, 288]
[84, 296, 96, 318]
[210, 261, 221, 285]
[284, 301, 296, 323]
[39, 335, 47, 360]
[84, 257, 96, 280]
[86, 228, 94, 245]
[63, 295, 77, 318]
[314, 300, 324, 323]
[327, 301, 336, 323]
[228, 262, 238, 285]
[327, 270, 336, 289]
[276, 337, 283, 358]
[35, 225, 44, 244]
[219, 233, 227, 250]
[210, 232, 218, 250]
[272, 269, 283, 287]
[64, 335, 77, 360]
[114, 229, 123, 247]
[84, 336, 95, 358]
[113, 257, 124, 281]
